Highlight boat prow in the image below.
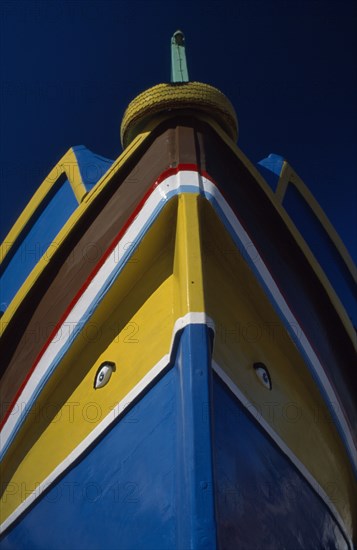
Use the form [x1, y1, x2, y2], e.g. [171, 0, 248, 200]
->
[1, 32, 356, 550]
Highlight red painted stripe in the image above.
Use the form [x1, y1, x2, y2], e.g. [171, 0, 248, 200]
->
[1, 163, 334, 459]
[0, 164, 204, 432]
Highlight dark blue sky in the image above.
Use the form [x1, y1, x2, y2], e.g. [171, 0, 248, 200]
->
[1, 0, 356, 261]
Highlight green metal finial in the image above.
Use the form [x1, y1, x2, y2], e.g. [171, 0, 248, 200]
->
[171, 30, 189, 83]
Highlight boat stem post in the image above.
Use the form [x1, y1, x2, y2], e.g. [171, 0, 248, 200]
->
[171, 30, 189, 83]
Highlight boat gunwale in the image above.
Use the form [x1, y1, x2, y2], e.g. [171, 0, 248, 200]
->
[1, 113, 356, 350]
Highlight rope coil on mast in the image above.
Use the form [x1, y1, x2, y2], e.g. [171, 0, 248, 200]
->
[120, 31, 238, 148]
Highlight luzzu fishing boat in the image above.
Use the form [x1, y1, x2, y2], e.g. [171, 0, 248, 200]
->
[0, 31, 356, 549]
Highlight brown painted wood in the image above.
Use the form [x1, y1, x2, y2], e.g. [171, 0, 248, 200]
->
[1, 117, 355, 450]
[0, 124, 196, 417]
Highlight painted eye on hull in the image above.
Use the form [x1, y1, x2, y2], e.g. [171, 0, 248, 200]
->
[253, 362, 272, 390]
[94, 362, 116, 389]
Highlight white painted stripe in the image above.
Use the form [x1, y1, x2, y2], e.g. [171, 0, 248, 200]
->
[198, 175, 357, 472]
[0, 357, 167, 535]
[0, 313, 213, 535]
[2, 169, 355, 475]
[212, 361, 352, 548]
[0, 173, 202, 456]
[171, 312, 215, 343]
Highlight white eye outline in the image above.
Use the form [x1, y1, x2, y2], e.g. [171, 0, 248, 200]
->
[253, 362, 272, 390]
[94, 361, 116, 389]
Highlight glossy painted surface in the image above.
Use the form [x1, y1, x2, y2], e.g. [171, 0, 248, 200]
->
[0, 324, 216, 550]
[72, 145, 113, 192]
[1, 118, 355, 545]
[1, 369, 178, 550]
[0, 128, 151, 332]
[257, 153, 284, 192]
[284, 183, 356, 326]
[0, 176, 77, 311]
[212, 372, 349, 549]
[174, 324, 216, 549]
[0, 189, 209, 527]
[200, 195, 356, 532]
[1, 327, 350, 549]
[0, 198, 178, 522]
[257, 153, 357, 327]
[1, 172, 355, 540]
[0, 146, 113, 315]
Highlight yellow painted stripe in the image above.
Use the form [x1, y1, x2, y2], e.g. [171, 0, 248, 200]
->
[1, 110, 355, 534]
[0, 197, 177, 522]
[173, 193, 205, 316]
[0, 148, 87, 265]
[191, 113, 356, 348]
[132, 111, 355, 347]
[61, 148, 88, 203]
[0, 191, 208, 523]
[4, 108, 353, 349]
[1, 186, 355, 535]
[200, 199, 356, 535]
[279, 159, 356, 284]
[0, 128, 155, 337]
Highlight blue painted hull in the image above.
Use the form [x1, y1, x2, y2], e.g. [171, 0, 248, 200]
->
[213, 373, 348, 549]
[0, 325, 349, 549]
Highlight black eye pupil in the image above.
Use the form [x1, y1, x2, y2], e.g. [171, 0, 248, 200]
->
[99, 373, 104, 381]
